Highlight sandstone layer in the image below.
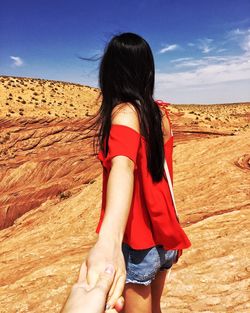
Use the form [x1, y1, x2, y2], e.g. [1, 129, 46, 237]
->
[0, 76, 249, 312]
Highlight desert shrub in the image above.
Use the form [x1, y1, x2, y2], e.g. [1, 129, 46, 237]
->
[58, 190, 72, 200]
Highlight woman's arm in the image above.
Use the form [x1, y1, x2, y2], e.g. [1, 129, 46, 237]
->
[98, 153, 135, 310]
[98, 155, 135, 243]
[85, 103, 140, 310]
[99, 102, 140, 243]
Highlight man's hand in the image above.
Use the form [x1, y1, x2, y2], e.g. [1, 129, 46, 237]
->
[83, 238, 126, 310]
[61, 262, 124, 313]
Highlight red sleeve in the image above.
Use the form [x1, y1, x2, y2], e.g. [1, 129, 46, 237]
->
[102, 124, 141, 170]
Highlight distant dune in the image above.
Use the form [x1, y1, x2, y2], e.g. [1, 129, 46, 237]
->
[0, 76, 249, 312]
[0, 75, 101, 118]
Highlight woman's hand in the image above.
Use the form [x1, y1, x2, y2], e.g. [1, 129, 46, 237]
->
[83, 237, 126, 310]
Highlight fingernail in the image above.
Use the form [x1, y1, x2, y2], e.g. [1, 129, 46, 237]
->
[104, 264, 114, 274]
[105, 303, 111, 310]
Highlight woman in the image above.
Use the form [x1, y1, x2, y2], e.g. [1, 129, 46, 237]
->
[73, 32, 192, 312]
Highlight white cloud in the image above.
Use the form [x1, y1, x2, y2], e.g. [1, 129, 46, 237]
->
[197, 38, 214, 53]
[187, 37, 228, 54]
[155, 53, 250, 103]
[155, 78, 250, 104]
[159, 44, 179, 54]
[156, 53, 250, 88]
[217, 48, 228, 53]
[241, 33, 250, 52]
[228, 28, 250, 37]
[10, 56, 24, 67]
[226, 27, 250, 52]
[170, 56, 230, 68]
[170, 57, 194, 63]
[154, 28, 250, 103]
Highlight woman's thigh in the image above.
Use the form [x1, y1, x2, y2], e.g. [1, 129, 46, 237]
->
[121, 243, 177, 312]
[121, 282, 152, 313]
[151, 269, 170, 313]
[121, 270, 170, 313]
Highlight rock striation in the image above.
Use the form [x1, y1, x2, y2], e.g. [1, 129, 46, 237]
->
[0, 76, 249, 312]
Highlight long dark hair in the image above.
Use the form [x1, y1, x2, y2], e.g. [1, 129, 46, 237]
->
[83, 32, 165, 182]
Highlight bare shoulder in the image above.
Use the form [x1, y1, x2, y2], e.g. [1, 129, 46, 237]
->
[111, 102, 140, 133]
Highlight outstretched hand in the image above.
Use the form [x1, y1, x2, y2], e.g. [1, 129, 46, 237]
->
[83, 239, 126, 310]
[60, 262, 124, 313]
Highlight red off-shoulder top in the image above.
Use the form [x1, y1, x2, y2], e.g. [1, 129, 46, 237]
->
[95, 100, 192, 253]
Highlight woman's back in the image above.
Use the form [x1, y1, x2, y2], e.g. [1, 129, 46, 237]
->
[96, 99, 191, 251]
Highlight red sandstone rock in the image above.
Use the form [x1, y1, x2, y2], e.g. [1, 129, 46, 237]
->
[0, 76, 249, 312]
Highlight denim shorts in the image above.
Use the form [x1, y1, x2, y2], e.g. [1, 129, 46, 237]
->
[121, 242, 178, 286]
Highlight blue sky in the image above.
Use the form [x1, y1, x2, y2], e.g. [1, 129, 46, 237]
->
[1, 0, 250, 103]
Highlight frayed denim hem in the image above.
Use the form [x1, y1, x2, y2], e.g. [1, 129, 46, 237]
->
[125, 278, 152, 286]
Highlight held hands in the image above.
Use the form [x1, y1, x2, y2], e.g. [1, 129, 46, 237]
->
[61, 262, 124, 313]
[84, 238, 126, 310]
